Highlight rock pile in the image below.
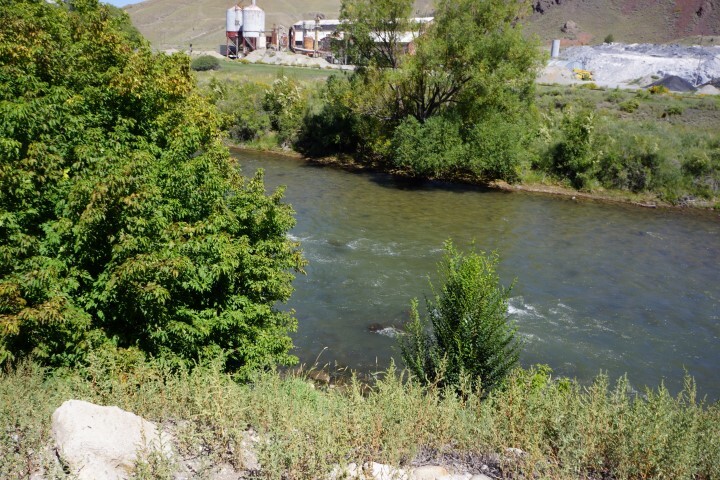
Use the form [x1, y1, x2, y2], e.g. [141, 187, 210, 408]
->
[543, 43, 720, 89]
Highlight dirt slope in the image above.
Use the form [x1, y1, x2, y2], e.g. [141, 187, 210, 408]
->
[126, 0, 720, 51]
[526, 0, 720, 45]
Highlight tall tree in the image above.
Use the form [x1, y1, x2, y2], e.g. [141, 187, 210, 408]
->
[0, 0, 304, 377]
[339, 0, 414, 69]
[333, 0, 543, 181]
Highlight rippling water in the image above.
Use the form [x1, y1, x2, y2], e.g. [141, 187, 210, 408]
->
[233, 149, 720, 399]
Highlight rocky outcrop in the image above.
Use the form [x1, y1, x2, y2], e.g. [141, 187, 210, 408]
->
[52, 400, 173, 480]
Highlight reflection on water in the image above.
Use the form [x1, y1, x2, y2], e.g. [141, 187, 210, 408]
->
[234, 149, 720, 400]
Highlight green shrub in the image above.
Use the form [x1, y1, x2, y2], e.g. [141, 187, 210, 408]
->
[464, 113, 528, 182]
[190, 55, 220, 71]
[549, 109, 597, 189]
[296, 75, 360, 156]
[619, 99, 640, 113]
[391, 115, 466, 177]
[263, 76, 308, 147]
[0, 0, 304, 376]
[663, 105, 684, 117]
[208, 78, 272, 142]
[604, 33, 615, 43]
[399, 241, 520, 392]
[596, 133, 664, 192]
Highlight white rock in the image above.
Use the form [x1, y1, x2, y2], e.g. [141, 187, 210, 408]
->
[411, 465, 449, 479]
[52, 400, 172, 480]
[331, 462, 408, 480]
[469, 475, 493, 480]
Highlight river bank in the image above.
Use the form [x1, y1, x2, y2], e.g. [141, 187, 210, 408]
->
[228, 145, 719, 211]
[4, 360, 718, 480]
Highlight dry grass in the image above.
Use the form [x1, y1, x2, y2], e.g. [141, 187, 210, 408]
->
[2, 358, 719, 479]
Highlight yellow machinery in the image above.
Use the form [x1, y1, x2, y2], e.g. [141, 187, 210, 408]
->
[573, 68, 593, 81]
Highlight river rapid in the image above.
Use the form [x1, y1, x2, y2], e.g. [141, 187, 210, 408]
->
[234, 150, 720, 400]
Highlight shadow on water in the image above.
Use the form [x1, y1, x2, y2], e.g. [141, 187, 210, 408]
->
[300, 158, 501, 195]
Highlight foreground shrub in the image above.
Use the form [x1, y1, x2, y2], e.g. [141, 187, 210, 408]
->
[0, 0, 303, 376]
[190, 55, 220, 71]
[400, 241, 520, 392]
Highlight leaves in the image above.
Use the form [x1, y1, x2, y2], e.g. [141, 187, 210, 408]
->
[0, 0, 303, 376]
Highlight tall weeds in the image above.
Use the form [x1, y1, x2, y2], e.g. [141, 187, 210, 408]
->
[1, 361, 717, 479]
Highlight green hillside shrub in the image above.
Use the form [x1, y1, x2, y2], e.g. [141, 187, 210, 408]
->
[0, 0, 303, 376]
[190, 55, 220, 71]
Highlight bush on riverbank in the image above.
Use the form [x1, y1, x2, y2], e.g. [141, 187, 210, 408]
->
[3, 360, 719, 479]
[533, 85, 720, 203]
[401, 243, 520, 393]
[0, 0, 304, 375]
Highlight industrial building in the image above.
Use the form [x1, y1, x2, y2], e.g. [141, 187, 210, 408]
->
[224, 1, 432, 62]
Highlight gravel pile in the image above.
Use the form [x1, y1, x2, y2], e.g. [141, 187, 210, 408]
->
[545, 43, 720, 89]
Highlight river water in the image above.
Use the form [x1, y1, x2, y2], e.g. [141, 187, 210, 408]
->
[233, 150, 720, 400]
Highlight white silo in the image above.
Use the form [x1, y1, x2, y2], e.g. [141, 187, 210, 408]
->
[242, 0, 265, 39]
[226, 5, 242, 38]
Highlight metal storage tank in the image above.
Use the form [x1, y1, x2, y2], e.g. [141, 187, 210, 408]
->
[226, 5, 242, 38]
[242, 0, 264, 38]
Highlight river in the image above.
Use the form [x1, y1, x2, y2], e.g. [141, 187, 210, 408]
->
[233, 150, 720, 400]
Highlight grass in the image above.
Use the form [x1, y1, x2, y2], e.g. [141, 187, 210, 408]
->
[194, 59, 342, 86]
[2, 358, 720, 479]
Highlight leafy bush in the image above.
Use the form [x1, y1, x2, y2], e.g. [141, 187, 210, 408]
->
[391, 116, 466, 177]
[604, 33, 615, 43]
[296, 75, 360, 157]
[0, 0, 303, 376]
[596, 133, 664, 192]
[649, 85, 670, 95]
[464, 113, 527, 182]
[208, 78, 272, 142]
[190, 55, 220, 71]
[400, 241, 520, 392]
[619, 99, 639, 113]
[663, 105, 684, 117]
[549, 109, 597, 189]
[263, 76, 308, 147]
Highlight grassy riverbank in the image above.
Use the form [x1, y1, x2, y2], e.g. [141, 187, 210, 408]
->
[3, 359, 719, 479]
[199, 62, 720, 209]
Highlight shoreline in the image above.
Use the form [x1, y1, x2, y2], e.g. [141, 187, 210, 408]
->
[228, 144, 719, 213]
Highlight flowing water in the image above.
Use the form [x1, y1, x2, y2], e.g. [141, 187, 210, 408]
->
[234, 150, 720, 399]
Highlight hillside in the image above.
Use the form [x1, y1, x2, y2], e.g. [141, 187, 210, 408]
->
[125, 0, 434, 51]
[525, 0, 720, 45]
[126, 0, 720, 51]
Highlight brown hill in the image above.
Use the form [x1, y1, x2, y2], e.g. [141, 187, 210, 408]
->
[525, 0, 720, 45]
[125, 0, 433, 51]
[125, 0, 720, 51]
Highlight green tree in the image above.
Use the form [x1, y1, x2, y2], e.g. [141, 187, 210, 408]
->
[400, 241, 520, 392]
[0, 0, 304, 377]
[332, 0, 542, 182]
[338, 0, 414, 68]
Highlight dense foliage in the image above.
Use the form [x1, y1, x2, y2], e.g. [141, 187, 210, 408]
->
[328, 0, 543, 181]
[400, 241, 520, 392]
[533, 86, 720, 202]
[190, 55, 221, 71]
[0, 0, 304, 377]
